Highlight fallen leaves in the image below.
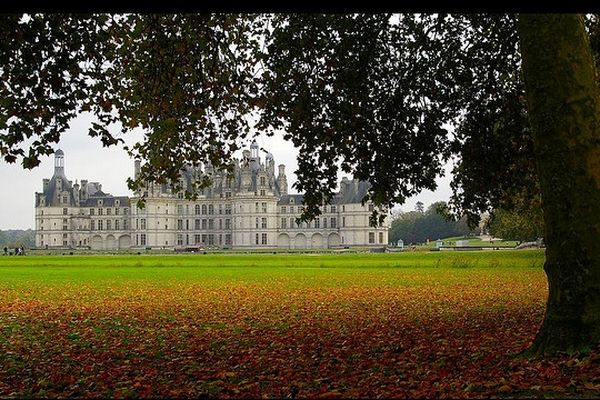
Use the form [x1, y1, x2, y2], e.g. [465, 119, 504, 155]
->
[0, 263, 597, 398]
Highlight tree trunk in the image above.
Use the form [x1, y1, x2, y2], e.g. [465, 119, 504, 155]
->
[517, 14, 600, 355]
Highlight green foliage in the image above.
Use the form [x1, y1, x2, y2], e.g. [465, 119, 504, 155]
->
[488, 205, 544, 242]
[0, 230, 35, 249]
[389, 201, 475, 244]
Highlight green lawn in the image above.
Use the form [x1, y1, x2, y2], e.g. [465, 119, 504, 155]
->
[0, 250, 560, 399]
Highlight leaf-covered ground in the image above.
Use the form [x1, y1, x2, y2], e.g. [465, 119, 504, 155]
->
[1, 251, 599, 398]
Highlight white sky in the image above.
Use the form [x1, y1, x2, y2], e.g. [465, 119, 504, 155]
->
[0, 114, 453, 230]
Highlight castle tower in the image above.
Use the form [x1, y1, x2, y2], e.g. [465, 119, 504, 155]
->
[277, 164, 288, 195]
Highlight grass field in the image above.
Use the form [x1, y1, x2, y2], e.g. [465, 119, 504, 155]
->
[1, 250, 599, 398]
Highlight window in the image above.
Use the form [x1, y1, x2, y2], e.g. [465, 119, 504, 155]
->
[123, 208, 129, 215]
[379, 232, 384, 243]
[369, 232, 375, 244]
[281, 218, 287, 229]
[219, 219, 223, 230]
[98, 220, 103, 230]
[202, 219, 207, 229]
[255, 202, 259, 213]
[290, 218, 295, 229]
[331, 205, 337, 213]
[195, 219, 201, 230]
[194, 234, 201, 245]
[368, 204, 374, 212]
[115, 220, 120, 230]
[260, 189, 266, 196]
[262, 202, 267, 213]
[225, 219, 231, 230]
[255, 233, 259, 245]
[208, 234, 214, 245]
[208, 204, 214, 215]
[314, 218, 320, 229]
[89, 208, 95, 216]
[323, 218, 328, 229]
[202, 204, 207, 215]
[90, 220, 95, 230]
[255, 218, 259, 229]
[62, 195, 68, 204]
[342, 217, 346, 227]
[177, 219, 183, 230]
[140, 218, 146, 229]
[177, 234, 183, 246]
[202, 234, 207, 244]
[123, 220, 128, 230]
[106, 220, 111, 230]
[63, 208, 68, 215]
[186, 219, 190, 230]
[177, 204, 183, 214]
[115, 208, 120, 215]
[261, 233, 267, 245]
[342, 205, 345, 212]
[208, 219, 214, 230]
[261, 218, 267, 229]
[195, 204, 201, 215]
[290, 198, 294, 204]
[225, 191, 231, 198]
[289, 206, 294, 214]
[225, 234, 232, 245]
[260, 176, 266, 186]
[218, 204, 223, 215]
[98, 208, 103, 216]
[331, 218, 337, 229]
[106, 208, 112, 216]
[281, 206, 286, 214]
[225, 204, 232, 215]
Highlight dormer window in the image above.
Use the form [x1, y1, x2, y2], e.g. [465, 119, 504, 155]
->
[115, 199, 120, 206]
[290, 198, 294, 204]
[98, 199, 103, 206]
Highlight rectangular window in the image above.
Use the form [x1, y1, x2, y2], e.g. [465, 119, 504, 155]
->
[202, 234, 207, 244]
[89, 208, 95, 216]
[262, 202, 267, 213]
[195, 219, 201, 230]
[202, 219, 207, 229]
[261, 218, 267, 229]
[342, 217, 346, 227]
[90, 220, 95, 230]
[225, 204, 232, 214]
[106, 220, 111, 230]
[314, 218, 320, 229]
[63, 208, 68, 215]
[255, 233, 259, 245]
[194, 234, 201, 244]
[123, 220, 128, 230]
[115, 207, 120, 215]
[98, 208, 103, 216]
[186, 219, 189, 230]
[176, 204, 183, 214]
[123, 207, 129, 215]
[260, 189, 266, 196]
[219, 204, 223, 215]
[369, 232, 375, 244]
[281, 206, 286, 214]
[330, 217, 337, 229]
[140, 233, 146, 246]
[225, 219, 231, 230]
[177, 234, 183, 245]
[106, 208, 112, 216]
[225, 234, 232, 245]
[208, 234, 214, 245]
[323, 218, 328, 229]
[140, 218, 146, 229]
[115, 220, 120, 230]
[289, 206, 294, 214]
[98, 220, 103, 230]
[331, 205, 336, 213]
[208, 204, 214, 215]
[281, 218, 287, 229]
[261, 233, 267, 245]
[255, 202, 259, 213]
[177, 219, 183, 230]
[219, 219, 223, 230]
[368, 204, 374, 212]
[260, 176, 266, 186]
[379, 232, 384, 244]
[255, 218, 260, 229]
[208, 219, 214, 230]
[290, 217, 295, 229]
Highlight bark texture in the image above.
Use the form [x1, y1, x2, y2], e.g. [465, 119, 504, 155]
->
[518, 14, 600, 355]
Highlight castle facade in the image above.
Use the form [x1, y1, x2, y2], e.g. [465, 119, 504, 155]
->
[34, 143, 389, 250]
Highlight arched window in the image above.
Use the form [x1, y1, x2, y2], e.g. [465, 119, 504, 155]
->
[195, 204, 201, 215]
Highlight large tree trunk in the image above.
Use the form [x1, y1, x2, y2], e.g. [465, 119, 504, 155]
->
[518, 14, 600, 355]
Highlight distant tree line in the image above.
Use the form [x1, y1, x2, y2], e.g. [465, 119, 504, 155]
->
[389, 201, 476, 245]
[0, 230, 35, 249]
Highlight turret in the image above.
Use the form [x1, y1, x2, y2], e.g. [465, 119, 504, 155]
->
[277, 164, 288, 195]
[134, 159, 141, 181]
[54, 149, 65, 175]
[73, 180, 80, 206]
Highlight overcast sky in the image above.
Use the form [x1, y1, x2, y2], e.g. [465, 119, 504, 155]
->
[0, 114, 454, 230]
